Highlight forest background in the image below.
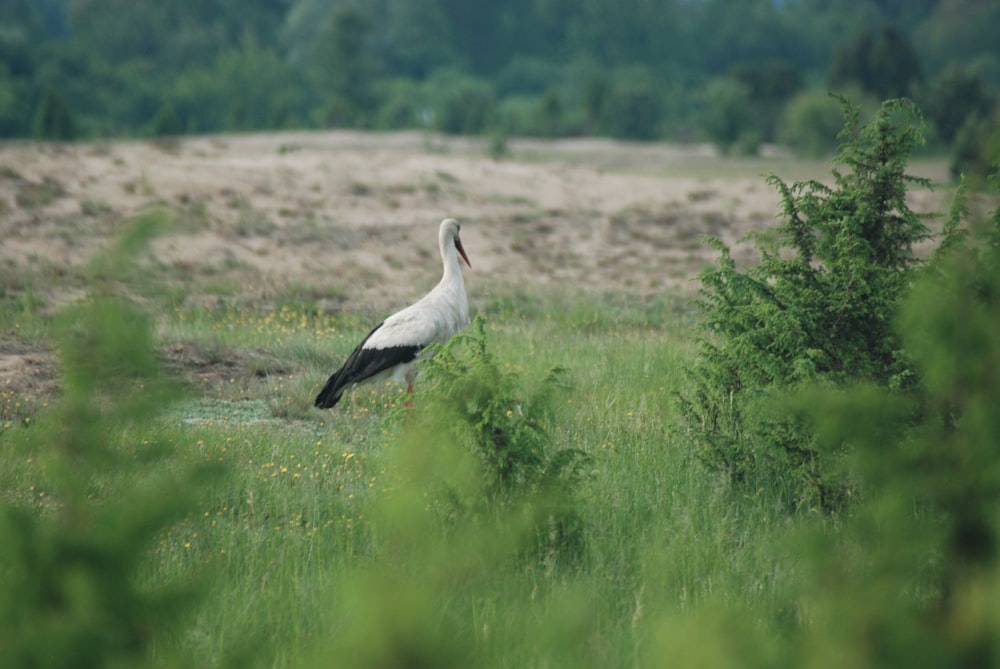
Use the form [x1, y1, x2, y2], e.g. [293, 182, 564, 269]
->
[3, 0, 999, 177]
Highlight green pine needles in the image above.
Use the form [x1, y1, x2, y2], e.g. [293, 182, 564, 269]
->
[773, 188, 1000, 666]
[0, 212, 220, 669]
[408, 315, 590, 565]
[680, 98, 948, 510]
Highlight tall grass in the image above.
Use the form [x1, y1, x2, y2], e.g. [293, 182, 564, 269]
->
[3, 253, 774, 667]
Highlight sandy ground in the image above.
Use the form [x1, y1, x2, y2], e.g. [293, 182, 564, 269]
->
[0, 130, 952, 400]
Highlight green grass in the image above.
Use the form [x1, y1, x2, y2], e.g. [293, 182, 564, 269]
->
[4, 284, 776, 667]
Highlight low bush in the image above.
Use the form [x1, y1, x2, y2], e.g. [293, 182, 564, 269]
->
[405, 316, 590, 566]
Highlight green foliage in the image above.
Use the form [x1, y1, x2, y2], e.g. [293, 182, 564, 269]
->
[918, 0, 1000, 83]
[312, 6, 378, 128]
[488, 127, 508, 159]
[149, 103, 182, 137]
[498, 90, 581, 139]
[950, 107, 1000, 183]
[532, 88, 566, 138]
[780, 196, 1000, 667]
[778, 89, 865, 157]
[3, 1, 999, 142]
[697, 77, 757, 155]
[0, 212, 221, 668]
[409, 316, 589, 564]
[892, 206, 1000, 582]
[828, 25, 924, 100]
[730, 59, 805, 143]
[0, 75, 30, 137]
[601, 67, 662, 141]
[67, 0, 285, 69]
[32, 88, 77, 141]
[580, 69, 610, 133]
[433, 75, 497, 135]
[680, 98, 939, 509]
[920, 64, 994, 144]
[0, 27, 36, 136]
[371, 77, 425, 130]
[376, 0, 456, 78]
[166, 38, 307, 134]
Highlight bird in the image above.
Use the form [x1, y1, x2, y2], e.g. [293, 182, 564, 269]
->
[314, 218, 472, 409]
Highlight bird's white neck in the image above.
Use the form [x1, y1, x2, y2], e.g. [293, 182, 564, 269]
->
[438, 230, 464, 281]
[439, 243, 465, 290]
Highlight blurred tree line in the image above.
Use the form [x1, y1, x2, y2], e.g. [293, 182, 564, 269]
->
[1, 0, 998, 175]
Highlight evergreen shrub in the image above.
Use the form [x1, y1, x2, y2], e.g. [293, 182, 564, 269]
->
[408, 316, 590, 566]
[679, 98, 949, 510]
[0, 212, 221, 668]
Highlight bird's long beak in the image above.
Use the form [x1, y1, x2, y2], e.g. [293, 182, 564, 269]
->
[455, 237, 471, 269]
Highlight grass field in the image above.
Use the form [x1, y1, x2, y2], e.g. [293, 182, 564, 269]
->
[163, 288, 744, 668]
[0, 252, 799, 667]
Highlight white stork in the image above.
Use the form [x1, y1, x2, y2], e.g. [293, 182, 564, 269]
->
[314, 218, 472, 409]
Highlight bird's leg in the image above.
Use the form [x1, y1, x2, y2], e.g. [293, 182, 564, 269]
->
[405, 381, 414, 409]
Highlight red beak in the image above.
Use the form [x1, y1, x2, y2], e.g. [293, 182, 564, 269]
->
[455, 237, 471, 269]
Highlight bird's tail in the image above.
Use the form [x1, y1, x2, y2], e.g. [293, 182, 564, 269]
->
[314, 373, 345, 409]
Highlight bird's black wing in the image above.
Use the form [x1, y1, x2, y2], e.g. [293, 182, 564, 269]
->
[314, 323, 423, 409]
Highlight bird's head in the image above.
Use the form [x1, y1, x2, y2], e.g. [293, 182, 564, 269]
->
[442, 218, 471, 269]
